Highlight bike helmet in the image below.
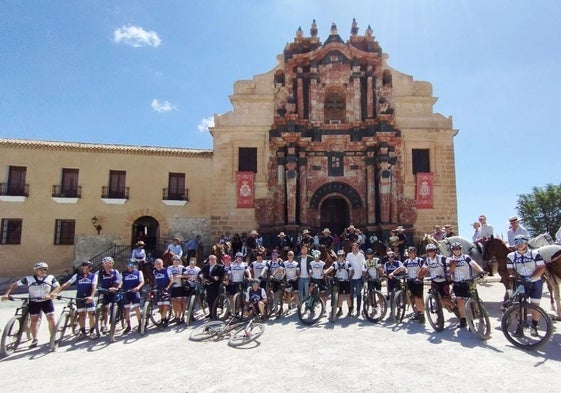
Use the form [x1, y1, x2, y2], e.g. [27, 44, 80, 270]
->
[235, 252, 244, 258]
[366, 248, 374, 254]
[451, 242, 463, 250]
[514, 234, 529, 244]
[222, 254, 232, 262]
[81, 261, 93, 267]
[252, 279, 261, 285]
[425, 244, 438, 251]
[312, 250, 321, 258]
[33, 261, 49, 270]
[337, 249, 345, 256]
[102, 256, 114, 264]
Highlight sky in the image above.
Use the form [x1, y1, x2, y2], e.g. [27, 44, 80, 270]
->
[1, 0, 560, 238]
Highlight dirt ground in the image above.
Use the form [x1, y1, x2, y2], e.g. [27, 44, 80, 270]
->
[0, 280, 560, 393]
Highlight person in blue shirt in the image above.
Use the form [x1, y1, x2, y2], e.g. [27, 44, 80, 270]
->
[153, 258, 172, 326]
[53, 261, 98, 338]
[121, 261, 145, 333]
[95, 256, 122, 334]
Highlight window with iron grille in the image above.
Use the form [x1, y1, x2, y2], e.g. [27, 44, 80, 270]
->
[61, 168, 79, 197]
[7, 166, 27, 196]
[168, 173, 185, 200]
[109, 170, 126, 198]
[54, 219, 75, 245]
[1, 218, 22, 244]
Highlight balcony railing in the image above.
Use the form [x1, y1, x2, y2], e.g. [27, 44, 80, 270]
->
[162, 188, 189, 201]
[52, 185, 82, 198]
[0, 183, 29, 197]
[101, 186, 129, 199]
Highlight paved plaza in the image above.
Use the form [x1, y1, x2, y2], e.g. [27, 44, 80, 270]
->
[0, 280, 560, 393]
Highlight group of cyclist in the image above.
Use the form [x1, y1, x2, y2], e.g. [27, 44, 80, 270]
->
[1, 224, 549, 348]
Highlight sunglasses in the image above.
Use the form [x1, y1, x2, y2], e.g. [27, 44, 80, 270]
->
[514, 239, 527, 245]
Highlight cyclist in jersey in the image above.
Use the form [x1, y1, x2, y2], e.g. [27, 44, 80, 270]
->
[363, 248, 383, 291]
[419, 244, 456, 313]
[251, 252, 268, 289]
[403, 247, 425, 323]
[262, 250, 286, 318]
[2, 262, 60, 348]
[283, 250, 300, 308]
[168, 255, 187, 324]
[447, 242, 485, 328]
[153, 258, 172, 327]
[325, 250, 354, 317]
[383, 251, 405, 299]
[309, 249, 327, 305]
[96, 256, 123, 334]
[227, 252, 251, 304]
[53, 261, 98, 338]
[183, 257, 201, 298]
[245, 279, 267, 318]
[506, 234, 547, 336]
[121, 260, 145, 333]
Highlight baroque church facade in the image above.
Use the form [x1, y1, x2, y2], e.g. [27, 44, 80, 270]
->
[0, 21, 457, 275]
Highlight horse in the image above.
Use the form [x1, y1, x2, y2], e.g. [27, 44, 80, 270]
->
[529, 232, 555, 249]
[481, 237, 511, 291]
[437, 236, 488, 272]
[369, 239, 389, 258]
[211, 242, 231, 263]
[416, 234, 439, 256]
[318, 245, 335, 269]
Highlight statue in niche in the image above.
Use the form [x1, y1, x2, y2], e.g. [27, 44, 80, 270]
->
[379, 161, 392, 222]
[274, 84, 290, 117]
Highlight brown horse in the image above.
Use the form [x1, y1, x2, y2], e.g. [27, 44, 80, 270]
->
[211, 242, 231, 263]
[481, 237, 511, 292]
[318, 245, 335, 269]
[369, 240, 389, 258]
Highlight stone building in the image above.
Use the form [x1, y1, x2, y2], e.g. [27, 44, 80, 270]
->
[0, 20, 457, 275]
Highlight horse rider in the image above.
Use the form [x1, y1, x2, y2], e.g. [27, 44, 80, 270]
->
[507, 216, 529, 250]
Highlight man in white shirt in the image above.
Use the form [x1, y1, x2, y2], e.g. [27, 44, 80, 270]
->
[507, 216, 529, 249]
[346, 242, 366, 317]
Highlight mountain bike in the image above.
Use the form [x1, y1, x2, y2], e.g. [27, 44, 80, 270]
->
[1, 296, 33, 357]
[390, 274, 412, 323]
[185, 282, 209, 326]
[424, 280, 461, 332]
[189, 308, 264, 346]
[141, 288, 172, 334]
[230, 280, 249, 319]
[328, 277, 339, 323]
[463, 276, 491, 340]
[93, 288, 126, 342]
[50, 296, 82, 350]
[501, 280, 552, 350]
[228, 315, 265, 347]
[297, 281, 325, 325]
[213, 283, 231, 321]
[362, 278, 388, 323]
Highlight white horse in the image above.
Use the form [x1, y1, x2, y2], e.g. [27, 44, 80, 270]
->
[437, 236, 484, 265]
[537, 244, 561, 320]
[529, 232, 554, 249]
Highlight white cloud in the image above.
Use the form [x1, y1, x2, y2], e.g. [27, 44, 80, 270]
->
[113, 25, 161, 48]
[151, 99, 177, 113]
[197, 116, 215, 133]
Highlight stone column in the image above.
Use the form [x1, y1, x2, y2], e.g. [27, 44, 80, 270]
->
[366, 156, 376, 224]
[285, 162, 298, 225]
[366, 73, 374, 118]
[299, 154, 308, 224]
[297, 67, 304, 120]
[379, 160, 392, 223]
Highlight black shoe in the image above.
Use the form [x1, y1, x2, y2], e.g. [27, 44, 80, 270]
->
[123, 326, 131, 334]
[458, 319, 467, 328]
[418, 314, 425, 324]
[30, 339, 38, 348]
[179, 318, 185, 324]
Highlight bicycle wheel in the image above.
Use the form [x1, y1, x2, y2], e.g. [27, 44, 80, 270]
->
[189, 320, 225, 342]
[228, 322, 265, 347]
[140, 302, 150, 335]
[501, 303, 552, 350]
[51, 311, 70, 350]
[297, 296, 325, 325]
[424, 292, 444, 332]
[92, 303, 104, 338]
[150, 303, 172, 327]
[465, 297, 491, 340]
[392, 290, 406, 323]
[1, 316, 25, 357]
[231, 292, 245, 319]
[108, 304, 119, 342]
[329, 290, 339, 323]
[213, 293, 230, 321]
[264, 289, 276, 318]
[363, 290, 388, 323]
[70, 313, 81, 336]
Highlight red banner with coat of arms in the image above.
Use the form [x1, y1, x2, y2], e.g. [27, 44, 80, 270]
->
[236, 172, 255, 208]
[416, 172, 433, 209]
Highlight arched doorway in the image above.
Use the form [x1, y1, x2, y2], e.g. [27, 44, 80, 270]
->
[132, 216, 160, 258]
[320, 197, 349, 237]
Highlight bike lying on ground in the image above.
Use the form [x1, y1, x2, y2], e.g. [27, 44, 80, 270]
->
[501, 279, 552, 350]
[1, 296, 33, 357]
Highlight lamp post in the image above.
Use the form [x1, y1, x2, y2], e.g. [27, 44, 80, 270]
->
[91, 216, 102, 235]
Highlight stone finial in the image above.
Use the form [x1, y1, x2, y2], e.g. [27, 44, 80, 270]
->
[351, 18, 359, 35]
[310, 19, 318, 36]
[366, 24, 373, 37]
[296, 26, 303, 38]
[330, 22, 338, 35]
